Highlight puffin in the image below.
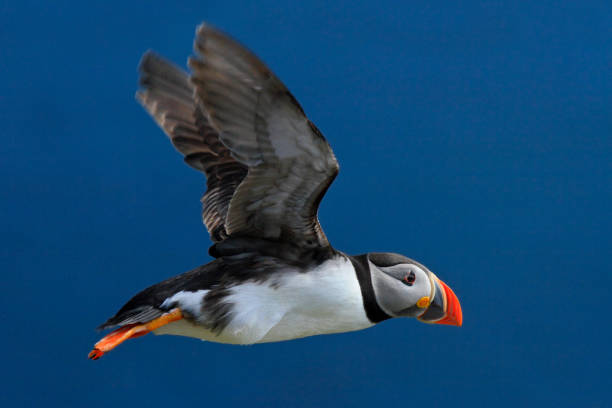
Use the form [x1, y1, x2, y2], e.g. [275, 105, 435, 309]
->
[88, 23, 462, 360]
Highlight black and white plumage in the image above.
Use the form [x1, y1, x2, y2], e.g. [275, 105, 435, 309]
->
[89, 24, 461, 359]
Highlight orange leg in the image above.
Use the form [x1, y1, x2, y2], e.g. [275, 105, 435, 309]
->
[88, 308, 183, 360]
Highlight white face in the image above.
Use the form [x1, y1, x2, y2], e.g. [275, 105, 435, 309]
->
[369, 259, 434, 317]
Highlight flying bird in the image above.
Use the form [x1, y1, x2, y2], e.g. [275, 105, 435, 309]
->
[89, 23, 462, 360]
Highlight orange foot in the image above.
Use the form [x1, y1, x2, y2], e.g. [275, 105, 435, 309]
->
[88, 308, 183, 360]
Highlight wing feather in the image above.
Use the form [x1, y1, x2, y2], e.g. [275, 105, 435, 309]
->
[137, 52, 247, 241]
[189, 24, 339, 248]
[137, 24, 339, 250]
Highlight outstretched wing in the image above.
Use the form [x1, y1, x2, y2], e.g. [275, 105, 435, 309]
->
[189, 24, 339, 248]
[137, 52, 247, 241]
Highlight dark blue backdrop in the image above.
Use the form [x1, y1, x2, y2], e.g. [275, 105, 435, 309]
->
[2, 1, 611, 407]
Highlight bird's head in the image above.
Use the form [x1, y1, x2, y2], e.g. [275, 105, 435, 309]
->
[367, 253, 462, 326]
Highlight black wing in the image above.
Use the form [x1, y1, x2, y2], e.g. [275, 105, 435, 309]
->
[189, 24, 339, 249]
[137, 52, 247, 241]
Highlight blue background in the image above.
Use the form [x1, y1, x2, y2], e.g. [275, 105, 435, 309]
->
[2, 1, 611, 407]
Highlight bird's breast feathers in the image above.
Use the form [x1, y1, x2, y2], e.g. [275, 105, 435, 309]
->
[154, 255, 373, 344]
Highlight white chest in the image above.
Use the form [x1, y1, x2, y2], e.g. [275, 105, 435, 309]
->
[259, 256, 373, 342]
[154, 256, 373, 344]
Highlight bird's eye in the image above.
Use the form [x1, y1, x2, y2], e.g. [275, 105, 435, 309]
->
[402, 271, 416, 286]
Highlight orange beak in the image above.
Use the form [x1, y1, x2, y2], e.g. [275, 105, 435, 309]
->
[418, 276, 463, 327]
[434, 278, 463, 326]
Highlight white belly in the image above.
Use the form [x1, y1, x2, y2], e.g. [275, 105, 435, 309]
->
[154, 256, 373, 344]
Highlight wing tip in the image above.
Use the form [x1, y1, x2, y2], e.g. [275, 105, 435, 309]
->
[195, 21, 223, 41]
[194, 22, 215, 49]
[138, 49, 160, 73]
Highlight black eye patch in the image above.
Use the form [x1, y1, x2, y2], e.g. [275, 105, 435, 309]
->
[402, 271, 416, 286]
